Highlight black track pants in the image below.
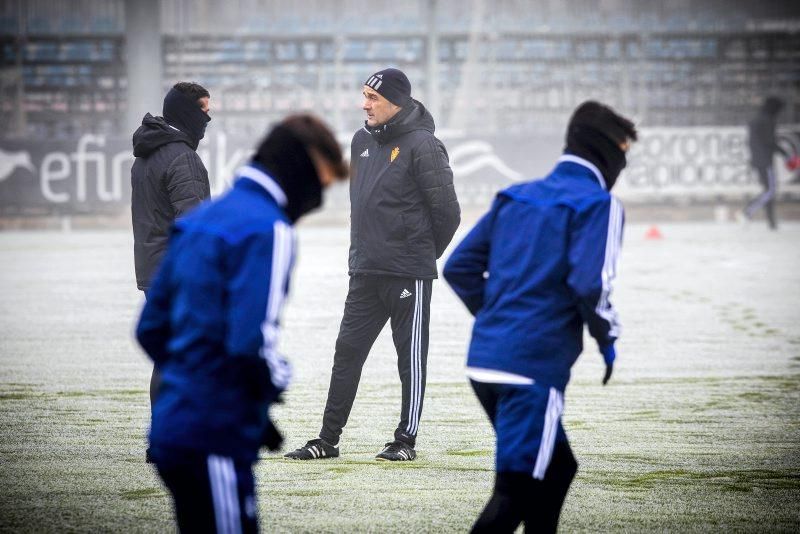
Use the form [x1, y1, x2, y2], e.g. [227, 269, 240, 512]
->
[319, 275, 432, 448]
[745, 165, 777, 229]
[156, 450, 258, 534]
[471, 442, 578, 534]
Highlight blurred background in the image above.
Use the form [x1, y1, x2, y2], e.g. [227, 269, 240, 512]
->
[1, 0, 799, 225]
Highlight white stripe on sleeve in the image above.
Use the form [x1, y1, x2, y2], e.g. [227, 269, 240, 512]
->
[259, 221, 294, 389]
[595, 197, 623, 338]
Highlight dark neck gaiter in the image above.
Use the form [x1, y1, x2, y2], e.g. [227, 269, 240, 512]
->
[162, 88, 211, 149]
[253, 125, 322, 223]
[565, 124, 626, 190]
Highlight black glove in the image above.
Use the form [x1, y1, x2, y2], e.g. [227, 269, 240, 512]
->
[600, 344, 616, 386]
[260, 416, 284, 452]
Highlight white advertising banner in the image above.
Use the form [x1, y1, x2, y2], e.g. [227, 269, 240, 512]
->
[617, 126, 800, 201]
[1, 126, 799, 215]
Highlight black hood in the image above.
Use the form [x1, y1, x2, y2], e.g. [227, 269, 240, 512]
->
[761, 96, 785, 117]
[366, 99, 435, 145]
[564, 102, 634, 190]
[162, 87, 211, 148]
[132, 113, 196, 157]
[565, 123, 627, 190]
[252, 124, 322, 223]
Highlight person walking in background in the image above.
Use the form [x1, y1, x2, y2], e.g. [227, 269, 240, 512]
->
[285, 67, 460, 462]
[131, 81, 212, 462]
[444, 101, 637, 533]
[136, 114, 348, 532]
[743, 96, 789, 230]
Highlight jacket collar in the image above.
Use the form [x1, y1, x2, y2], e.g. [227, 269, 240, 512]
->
[365, 101, 418, 145]
[234, 163, 288, 206]
[556, 154, 607, 190]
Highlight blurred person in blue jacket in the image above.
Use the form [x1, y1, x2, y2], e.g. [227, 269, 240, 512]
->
[136, 114, 347, 533]
[444, 101, 637, 533]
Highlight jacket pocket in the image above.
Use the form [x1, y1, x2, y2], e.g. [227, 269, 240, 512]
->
[400, 212, 411, 255]
[402, 208, 431, 253]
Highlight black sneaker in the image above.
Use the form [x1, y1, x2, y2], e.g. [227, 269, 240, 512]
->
[284, 438, 339, 460]
[376, 440, 416, 461]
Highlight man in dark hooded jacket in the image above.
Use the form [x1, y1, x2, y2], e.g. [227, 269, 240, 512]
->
[743, 96, 788, 229]
[286, 67, 460, 462]
[132, 81, 212, 289]
[131, 81, 211, 461]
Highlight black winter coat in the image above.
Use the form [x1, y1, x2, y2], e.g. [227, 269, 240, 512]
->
[131, 113, 210, 290]
[748, 108, 787, 169]
[349, 100, 460, 279]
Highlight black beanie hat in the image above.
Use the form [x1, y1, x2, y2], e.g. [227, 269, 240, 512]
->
[364, 68, 412, 107]
[565, 101, 637, 190]
[252, 124, 322, 223]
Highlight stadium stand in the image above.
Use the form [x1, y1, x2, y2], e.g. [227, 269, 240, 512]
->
[0, 0, 798, 140]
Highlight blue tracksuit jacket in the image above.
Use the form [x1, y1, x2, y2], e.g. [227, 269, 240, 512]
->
[136, 163, 294, 463]
[443, 155, 624, 391]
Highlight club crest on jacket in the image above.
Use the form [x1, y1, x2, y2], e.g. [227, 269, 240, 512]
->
[390, 146, 400, 162]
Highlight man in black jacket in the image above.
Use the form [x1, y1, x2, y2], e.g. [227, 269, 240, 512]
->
[286, 67, 460, 462]
[743, 96, 788, 229]
[131, 81, 211, 461]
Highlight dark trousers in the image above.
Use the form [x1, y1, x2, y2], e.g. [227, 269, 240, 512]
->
[319, 274, 432, 447]
[745, 165, 777, 229]
[156, 450, 258, 534]
[469, 446, 577, 534]
[470, 381, 578, 533]
[143, 290, 161, 408]
[143, 290, 160, 462]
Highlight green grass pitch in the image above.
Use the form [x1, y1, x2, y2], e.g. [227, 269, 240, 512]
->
[1, 222, 798, 532]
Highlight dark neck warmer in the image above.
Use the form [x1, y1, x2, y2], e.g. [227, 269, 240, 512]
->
[565, 124, 626, 190]
[253, 125, 321, 223]
[162, 88, 211, 150]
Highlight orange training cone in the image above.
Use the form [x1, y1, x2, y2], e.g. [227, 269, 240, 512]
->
[644, 225, 663, 240]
